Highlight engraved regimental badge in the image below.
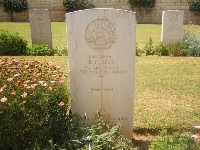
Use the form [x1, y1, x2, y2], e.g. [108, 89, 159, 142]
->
[85, 17, 117, 51]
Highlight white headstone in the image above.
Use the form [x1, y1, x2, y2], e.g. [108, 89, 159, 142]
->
[29, 9, 53, 49]
[66, 8, 136, 139]
[161, 10, 184, 45]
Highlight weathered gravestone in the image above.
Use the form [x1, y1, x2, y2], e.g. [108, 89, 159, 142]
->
[66, 8, 136, 139]
[161, 10, 184, 45]
[29, 9, 53, 49]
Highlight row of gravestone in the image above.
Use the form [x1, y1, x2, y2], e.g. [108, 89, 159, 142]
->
[29, 8, 184, 139]
[30, 9, 184, 50]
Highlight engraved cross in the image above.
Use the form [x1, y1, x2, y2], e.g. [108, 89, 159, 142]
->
[91, 75, 113, 109]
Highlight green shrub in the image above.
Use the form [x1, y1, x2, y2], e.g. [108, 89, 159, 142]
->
[0, 30, 28, 56]
[129, 0, 155, 9]
[149, 130, 200, 150]
[0, 0, 28, 21]
[189, 0, 200, 13]
[144, 37, 155, 56]
[81, 111, 137, 150]
[155, 42, 169, 56]
[26, 44, 53, 56]
[167, 42, 187, 57]
[53, 47, 68, 56]
[129, 0, 155, 22]
[0, 0, 28, 13]
[0, 58, 71, 149]
[136, 44, 142, 56]
[63, 0, 95, 13]
[181, 29, 200, 57]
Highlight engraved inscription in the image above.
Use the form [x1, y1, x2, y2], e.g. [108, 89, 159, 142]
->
[166, 12, 180, 37]
[80, 54, 126, 75]
[35, 12, 45, 42]
[169, 12, 178, 23]
[85, 18, 117, 50]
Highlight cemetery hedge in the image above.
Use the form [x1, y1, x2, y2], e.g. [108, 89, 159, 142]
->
[63, 0, 95, 12]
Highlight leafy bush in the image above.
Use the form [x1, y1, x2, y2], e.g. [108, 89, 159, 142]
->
[129, 0, 155, 22]
[167, 42, 187, 57]
[0, 0, 28, 13]
[53, 47, 68, 56]
[149, 130, 200, 150]
[63, 0, 95, 13]
[0, 0, 28, 21]
[136, 44, 142, 56]
[0, 30, 28, 56]
[189, 0, 200, 13]
[129, 0, 155, 9]
[0, 58, 71, 149]
[144, 37, 155, 56]
[81, 111, 137, 150]
[26, 44, 53, 56]
[155, 42, 169, 56]
[181, 29, 200, 56]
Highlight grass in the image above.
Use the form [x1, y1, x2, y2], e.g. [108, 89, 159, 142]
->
[0, 22, 200, 132]
[134, 56, 200, 131]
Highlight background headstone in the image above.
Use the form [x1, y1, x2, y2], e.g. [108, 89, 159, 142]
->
[29, 9, 53, 49]
[66, 8, 136, 139]
[161, 10, 184, 45]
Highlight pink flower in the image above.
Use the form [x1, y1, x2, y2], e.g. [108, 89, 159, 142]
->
[24, 65, 29, 69]
[42, 83, 47, 87]
[58, 102, 65, 106]
[1, 97, 7, 103]
[35, 73, 41, 78]
[0, 61, 4, 65]
[38, 81, 44, 84]
[7, 77, 13, 82]
[14, 73, 20, 77]
[59, 80, 64, 84]
[24, 80, 30, 84]
[50, 81, 56, 84]
[52, 74, 56, 78]
[31, 83, 38, 89]
[48, 87, 53, 91]
[194, 126, 200, 129]
[0, 88, 3, 93]
[32, 83, 38, 87]
[21, 92, 28, 98]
